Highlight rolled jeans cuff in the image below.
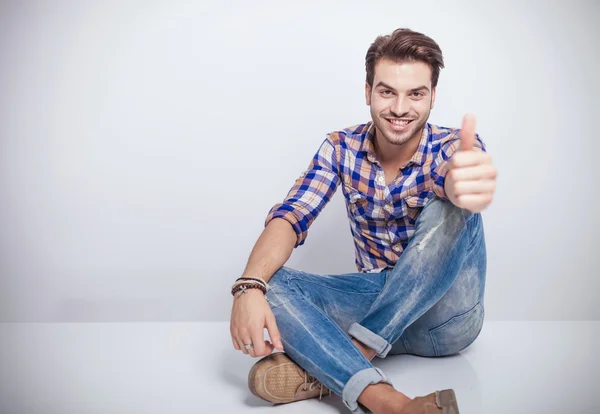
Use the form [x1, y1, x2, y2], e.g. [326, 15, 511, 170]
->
[348, 322, 392, 358]
[342, 367, 393, 413]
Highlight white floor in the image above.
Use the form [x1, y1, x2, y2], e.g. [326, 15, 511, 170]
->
[0, 321, 598, 414]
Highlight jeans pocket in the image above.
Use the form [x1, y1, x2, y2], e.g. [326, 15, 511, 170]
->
[429, 302, 484, 356]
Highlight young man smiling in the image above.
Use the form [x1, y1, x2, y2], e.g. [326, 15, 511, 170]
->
[229, 28, 497, 413]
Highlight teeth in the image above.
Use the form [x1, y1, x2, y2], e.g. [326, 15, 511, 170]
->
[389, 119, 410, 126]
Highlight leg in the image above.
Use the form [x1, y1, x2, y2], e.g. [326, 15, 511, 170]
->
[349, 196, 486, 359]
[388, 219, 486, 356]
[265, 266, 394, 411]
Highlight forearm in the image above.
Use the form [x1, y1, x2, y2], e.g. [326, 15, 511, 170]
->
[241, 218, 297, 283]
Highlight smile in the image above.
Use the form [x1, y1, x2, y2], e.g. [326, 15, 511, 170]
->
[385, 118, 414, 130]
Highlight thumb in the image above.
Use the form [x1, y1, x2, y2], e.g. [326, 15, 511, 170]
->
[265, 311, 283, 350]
[460, 113, 476, 151]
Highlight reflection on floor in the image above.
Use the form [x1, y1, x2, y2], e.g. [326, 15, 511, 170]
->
[0, 321, 597, 414]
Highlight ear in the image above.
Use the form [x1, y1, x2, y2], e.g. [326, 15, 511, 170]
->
[365, 82, 372, 106]
[430, 87, 436, 110]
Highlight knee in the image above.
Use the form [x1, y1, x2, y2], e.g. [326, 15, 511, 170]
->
[421, 196, 463, 220]
[429, 197, 485, 231]
[413, 197, 484, 251]
[265, 267, 295, 309]
[411, 197, 462, 240]
[268, 267, 291, 289]
[429, 302, 485, 356]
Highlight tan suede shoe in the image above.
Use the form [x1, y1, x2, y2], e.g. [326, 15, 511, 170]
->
[248, 352, 331, 404]
[399, 389, 459, 414]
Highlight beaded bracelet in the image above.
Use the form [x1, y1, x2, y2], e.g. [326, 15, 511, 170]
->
[231, 283, 266, 297]
[235, 277, 267, 287]
[231, 279, 265, 291]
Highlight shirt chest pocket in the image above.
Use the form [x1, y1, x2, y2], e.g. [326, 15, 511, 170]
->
[344, 185, 371, 224]
[404, 193, 432, 224]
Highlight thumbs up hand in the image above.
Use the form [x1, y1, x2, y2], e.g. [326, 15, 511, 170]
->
[444, 114, 497, 213]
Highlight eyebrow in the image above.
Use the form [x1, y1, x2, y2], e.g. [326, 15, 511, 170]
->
[375, 82, 430, 93]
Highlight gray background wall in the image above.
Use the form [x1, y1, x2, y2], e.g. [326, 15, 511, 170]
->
[1, 0, 598, 322]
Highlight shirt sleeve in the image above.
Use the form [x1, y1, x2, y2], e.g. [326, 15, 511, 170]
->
[265, 136, 341, 247]
[431, 131, 487, 200]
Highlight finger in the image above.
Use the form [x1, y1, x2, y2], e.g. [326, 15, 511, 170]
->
[459, 113, 476, 151]
[262, 340, 275, 354]
[448, 165, 497, 182]
[230, 323, 240, 350]
[453, 180, 496, 196]
[251, 329, 266, 357]
[236, 335, 249, 354]
[265, 311, 284, 351]
[450, 151, 492, 169]
[240, 335, 255, 357]
[232, 335, 240, 351]
[237, 338, 249, 354]
[456, 193, 493, 212]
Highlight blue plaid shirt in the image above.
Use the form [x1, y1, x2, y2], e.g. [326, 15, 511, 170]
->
[265, 122, 487, 272]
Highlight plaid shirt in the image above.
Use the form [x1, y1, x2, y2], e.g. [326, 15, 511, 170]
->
[265, 122, 486, 273]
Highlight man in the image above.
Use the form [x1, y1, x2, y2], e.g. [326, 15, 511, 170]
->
[229, 28, 497, 414]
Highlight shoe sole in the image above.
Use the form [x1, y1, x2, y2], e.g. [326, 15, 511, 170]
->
[437, 389, 459, 414]
[247, 355, 263, 400]
[248, 353, 290, 402]
[248, 353, 323, 404]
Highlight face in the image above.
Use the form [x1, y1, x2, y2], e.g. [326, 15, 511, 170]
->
[365, 59, 436, 147]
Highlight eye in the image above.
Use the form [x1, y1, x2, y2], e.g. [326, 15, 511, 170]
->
[381, 90, 393, 96]
[410, 92, 424, 97]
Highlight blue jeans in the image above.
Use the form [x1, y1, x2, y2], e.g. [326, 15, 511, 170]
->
[265, 196, 486, 413]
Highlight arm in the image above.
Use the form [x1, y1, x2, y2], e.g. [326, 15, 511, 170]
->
[242, 134, 342, 281]
[230, 135, 341, 358]
[240, 217, 297, 283]
[434, 114, 497, 212]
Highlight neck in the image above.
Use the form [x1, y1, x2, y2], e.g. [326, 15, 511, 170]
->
[373, 127, 424, 167]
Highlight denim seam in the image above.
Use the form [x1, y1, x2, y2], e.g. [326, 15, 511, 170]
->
[466, 214, 483, 251]
[288, 277, 382, 295]
[457, 310, 485, 353]
[265, 286, 289, 309]
[401, 335, 412, 354]
[429, 301, 482, 356]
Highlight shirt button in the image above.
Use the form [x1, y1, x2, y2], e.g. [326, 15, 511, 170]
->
[377, 176, 385, 184]
[393, 244, 401, 252]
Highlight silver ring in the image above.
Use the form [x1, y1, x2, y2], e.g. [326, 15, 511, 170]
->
[244, 343, 253, 350]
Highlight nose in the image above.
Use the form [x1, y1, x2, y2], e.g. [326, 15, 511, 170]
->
[390, 95, 411, 117]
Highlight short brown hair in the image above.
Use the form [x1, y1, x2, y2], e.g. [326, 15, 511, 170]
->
[365, 28, 444, 88]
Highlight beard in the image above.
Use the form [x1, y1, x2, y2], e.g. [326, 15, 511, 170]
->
[371, 108, 430, 146]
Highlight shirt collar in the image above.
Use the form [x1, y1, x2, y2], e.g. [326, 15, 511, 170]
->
[359, 122, 378, 162]
[361, 122, 430, 167]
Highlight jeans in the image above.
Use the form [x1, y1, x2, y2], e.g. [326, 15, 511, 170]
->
[265, 196, 487, 413]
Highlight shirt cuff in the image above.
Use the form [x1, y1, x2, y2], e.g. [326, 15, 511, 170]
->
[432, 169, 448, 200]
[264, 206, 307, 247]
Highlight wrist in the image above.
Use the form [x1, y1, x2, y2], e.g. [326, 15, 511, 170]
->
[238, 275, 267, 284]
[232, 287, 266, 303]
[240, 273, 268, 282]
[231, 277, 267, 298]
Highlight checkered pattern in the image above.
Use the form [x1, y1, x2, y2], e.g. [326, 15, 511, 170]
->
[265, 122, 486, 273]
